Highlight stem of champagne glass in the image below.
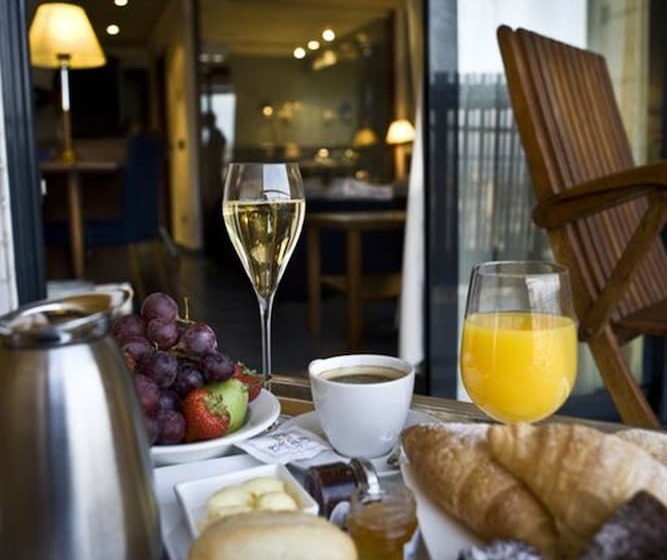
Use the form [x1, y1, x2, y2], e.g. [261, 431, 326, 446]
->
[257, 292, 275, 391]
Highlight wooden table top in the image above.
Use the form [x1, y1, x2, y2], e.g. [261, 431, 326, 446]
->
[270, 374, 623, 432]
[307, 210, 406, 230]
[39, 160, 122, 173]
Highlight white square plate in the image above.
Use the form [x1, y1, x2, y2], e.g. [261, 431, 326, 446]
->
[174, 462, 319, 538]
[155, 454, 261, 560]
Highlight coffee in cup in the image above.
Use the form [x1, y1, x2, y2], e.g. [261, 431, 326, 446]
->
[320, 365, 405, 385]
[309, 354, 415, 458]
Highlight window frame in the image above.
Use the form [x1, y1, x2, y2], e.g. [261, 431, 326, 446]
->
[0, 0, 46, 304]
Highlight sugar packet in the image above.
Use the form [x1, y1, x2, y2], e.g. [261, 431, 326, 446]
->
[236, 426, 332, 464]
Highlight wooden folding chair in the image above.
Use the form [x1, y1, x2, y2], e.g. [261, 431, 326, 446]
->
[497, 25, 667, 428]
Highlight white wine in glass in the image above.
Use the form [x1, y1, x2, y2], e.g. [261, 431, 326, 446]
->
[222, 163, 305, 387]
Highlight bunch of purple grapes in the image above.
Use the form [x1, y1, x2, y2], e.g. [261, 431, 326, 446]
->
[111, 292, 235, 446]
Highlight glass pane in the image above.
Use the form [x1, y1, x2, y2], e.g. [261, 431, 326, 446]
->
[455, 0, 652, 418]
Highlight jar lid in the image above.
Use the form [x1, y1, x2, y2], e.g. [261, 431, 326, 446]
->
[349, 458, 380, 493]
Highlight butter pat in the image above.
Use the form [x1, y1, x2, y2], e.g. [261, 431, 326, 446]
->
[207, 486, 254, 519]
[256, 491, 299, 512]
[242, 476, 286, 497]
[206, 476, 298, 521]
[208, 504, 253, 523]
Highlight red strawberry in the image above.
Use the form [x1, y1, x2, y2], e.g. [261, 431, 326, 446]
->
[182, 379, 249, 442]
[182, 388, 229, 442]
[232, 362, 263, 401]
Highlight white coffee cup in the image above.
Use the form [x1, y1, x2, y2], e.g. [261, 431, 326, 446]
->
[308, 354, 415, 458]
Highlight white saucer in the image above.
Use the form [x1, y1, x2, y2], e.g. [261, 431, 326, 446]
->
[280, 409, 435, 475]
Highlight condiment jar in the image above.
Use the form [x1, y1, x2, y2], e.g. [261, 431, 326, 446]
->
[304, 458, 379, 519]
[347, 481, 418, 560]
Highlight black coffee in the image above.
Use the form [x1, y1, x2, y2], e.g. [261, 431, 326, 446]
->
[321, 365, 404, 384]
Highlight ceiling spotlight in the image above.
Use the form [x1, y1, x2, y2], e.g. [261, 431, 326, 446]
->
[114, 0, 128, 6]
[307, 40, 320, 51]
[293, 47, 306, 59]
[261, 104, 274, 117]
[106, 24, 120, 36]
[322, 28, 335, 42]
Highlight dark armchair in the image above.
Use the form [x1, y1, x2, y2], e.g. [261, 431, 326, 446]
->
[83, 132, 168, 299]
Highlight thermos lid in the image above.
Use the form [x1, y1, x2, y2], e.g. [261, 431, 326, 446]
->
[0, 288, 132, 347]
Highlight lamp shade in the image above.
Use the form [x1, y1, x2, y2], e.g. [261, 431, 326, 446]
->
[29, 3, 106, 69]
[352, 126, 378, 147]
[386, 119, 416, 145]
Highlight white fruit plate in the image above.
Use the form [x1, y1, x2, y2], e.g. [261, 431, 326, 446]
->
[150, 389, 281, 467]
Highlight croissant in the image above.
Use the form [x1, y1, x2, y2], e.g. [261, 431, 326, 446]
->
[616, 428, 667, 466]
[487, 423, 667, 555]
[401, 423, 559, 559]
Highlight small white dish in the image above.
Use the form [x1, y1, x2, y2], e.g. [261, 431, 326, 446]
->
[174, 463, 319, 538]
[155, 454, 262, 560]
[151, 389, 281, 467]
[280, 409, 435, 475]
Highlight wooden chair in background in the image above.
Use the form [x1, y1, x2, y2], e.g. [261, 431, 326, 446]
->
[84, 133, 170, 300]
[497, 25, 667, 428]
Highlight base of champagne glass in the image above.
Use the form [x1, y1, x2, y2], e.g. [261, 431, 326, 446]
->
[263, 374, 273, 393]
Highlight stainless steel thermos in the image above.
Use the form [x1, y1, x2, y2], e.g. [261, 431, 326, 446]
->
[0, 289, 162, 559]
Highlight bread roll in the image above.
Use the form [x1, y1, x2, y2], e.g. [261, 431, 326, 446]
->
[189, 511, 358, 560]
[401, 423, 559, 559]
[207, 504, 253, 523]
[487, 423, 667, 555]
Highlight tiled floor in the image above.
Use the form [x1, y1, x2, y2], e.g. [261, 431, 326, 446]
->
[46, 243, 400, 378]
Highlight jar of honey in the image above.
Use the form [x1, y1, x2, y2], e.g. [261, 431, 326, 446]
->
[347, 482, 418, 560]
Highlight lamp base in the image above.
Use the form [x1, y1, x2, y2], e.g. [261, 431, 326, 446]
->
[58, 146, 77, 163]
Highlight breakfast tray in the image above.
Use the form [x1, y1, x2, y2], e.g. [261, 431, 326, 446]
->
[155, 410, 440, 560]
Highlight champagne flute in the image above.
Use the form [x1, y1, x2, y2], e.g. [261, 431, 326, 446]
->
[222, 163, 305, 388]
[460, 261, 578, 423]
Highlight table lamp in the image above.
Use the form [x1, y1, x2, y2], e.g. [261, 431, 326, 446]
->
[352, 125, 379, 148]
[386, 119, 416, 146]
[29, 3, 106, 162]
[386, 118, 415, 182]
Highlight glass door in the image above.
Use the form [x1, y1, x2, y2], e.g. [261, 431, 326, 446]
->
[425, 0, 659, 421]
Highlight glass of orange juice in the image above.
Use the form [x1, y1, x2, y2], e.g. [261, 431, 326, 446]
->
[460, 261, 577, 423]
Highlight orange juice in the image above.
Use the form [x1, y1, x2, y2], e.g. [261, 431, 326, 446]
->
[461, 311, 577, 423]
